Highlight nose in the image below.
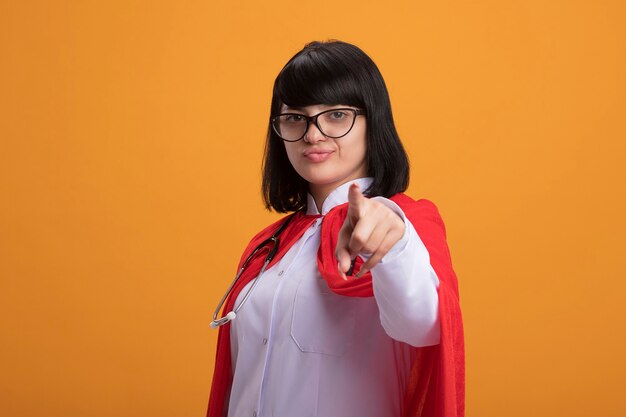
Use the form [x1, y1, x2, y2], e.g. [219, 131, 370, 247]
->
[303, 119, 327, 143]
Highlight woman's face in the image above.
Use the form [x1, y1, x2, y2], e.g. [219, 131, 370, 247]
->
[281, 103, 368, 192]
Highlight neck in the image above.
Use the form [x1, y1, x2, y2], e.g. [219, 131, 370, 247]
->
[308, 183, 337, 214]
[308, 175, 369, 214]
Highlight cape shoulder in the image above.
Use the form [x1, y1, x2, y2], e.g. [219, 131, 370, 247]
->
[391, 193, 459, 296]
[391, 193, 449, 239]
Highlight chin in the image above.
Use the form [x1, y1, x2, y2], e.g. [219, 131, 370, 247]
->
[295, 167, 339, 185]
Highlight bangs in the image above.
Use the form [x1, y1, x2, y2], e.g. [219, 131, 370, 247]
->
[273, 49, 365, 110]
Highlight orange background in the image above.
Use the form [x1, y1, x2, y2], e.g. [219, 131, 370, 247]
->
[1, 1, 625, 416]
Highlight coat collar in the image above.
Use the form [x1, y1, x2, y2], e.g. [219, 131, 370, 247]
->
[305, 177, 374, 216]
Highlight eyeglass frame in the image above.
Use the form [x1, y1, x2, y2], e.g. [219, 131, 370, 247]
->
[270, 107, 367, 142]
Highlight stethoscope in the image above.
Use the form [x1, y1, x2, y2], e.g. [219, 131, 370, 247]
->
[209, 210, 357, 329]
[209, 211, 299, 329]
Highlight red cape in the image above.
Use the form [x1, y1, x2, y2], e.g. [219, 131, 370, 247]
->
[207, 194, 464, 417]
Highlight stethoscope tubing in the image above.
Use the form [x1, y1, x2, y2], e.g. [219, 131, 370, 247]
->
[210, 212, 299, 329]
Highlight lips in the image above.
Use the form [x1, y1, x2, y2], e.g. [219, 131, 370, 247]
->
[303, 149, 334, 162]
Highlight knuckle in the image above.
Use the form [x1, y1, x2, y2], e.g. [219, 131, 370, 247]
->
[351, 232, 365, 247]
[348, 240, 361, 254]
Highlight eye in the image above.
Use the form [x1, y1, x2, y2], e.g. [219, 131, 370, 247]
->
[329, 111, 348, 120]
[284, 114, 305, 123]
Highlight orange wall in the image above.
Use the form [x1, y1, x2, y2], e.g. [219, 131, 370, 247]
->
[1, 1, 625, 416]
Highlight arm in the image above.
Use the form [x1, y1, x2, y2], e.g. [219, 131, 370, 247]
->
[363, 197, 441, 347]
[335, 184, 441, 347]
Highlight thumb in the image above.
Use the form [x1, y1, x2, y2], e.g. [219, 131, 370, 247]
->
[336, 244, 352, 279]
[335, 218, 353, 279]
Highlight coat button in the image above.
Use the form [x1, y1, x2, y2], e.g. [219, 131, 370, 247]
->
[262, 338, 268, 345]
[278, 270, 284, 276]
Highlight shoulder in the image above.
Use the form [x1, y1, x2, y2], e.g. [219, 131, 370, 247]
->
[232, 215, 286, 268]
[236, 211, 312, 268]
[245, 214, 291, 248]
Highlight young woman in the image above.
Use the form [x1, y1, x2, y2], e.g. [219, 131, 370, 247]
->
[207, 40, 464, 417]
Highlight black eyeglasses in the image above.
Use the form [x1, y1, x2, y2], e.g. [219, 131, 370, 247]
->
[270, 108, 366, 142]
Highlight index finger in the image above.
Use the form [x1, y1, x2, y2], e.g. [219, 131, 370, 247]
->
[347, 183, 366, 224]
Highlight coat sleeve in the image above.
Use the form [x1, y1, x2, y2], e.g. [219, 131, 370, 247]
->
[360, 196, 441, 347]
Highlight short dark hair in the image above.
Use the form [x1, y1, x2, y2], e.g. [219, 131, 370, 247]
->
[262, 39, 410, 213]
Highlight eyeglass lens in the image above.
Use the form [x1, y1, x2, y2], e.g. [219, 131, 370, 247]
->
[273, 109, 356, 141]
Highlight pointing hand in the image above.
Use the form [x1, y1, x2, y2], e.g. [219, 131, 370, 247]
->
[335, 183, 405, 279]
